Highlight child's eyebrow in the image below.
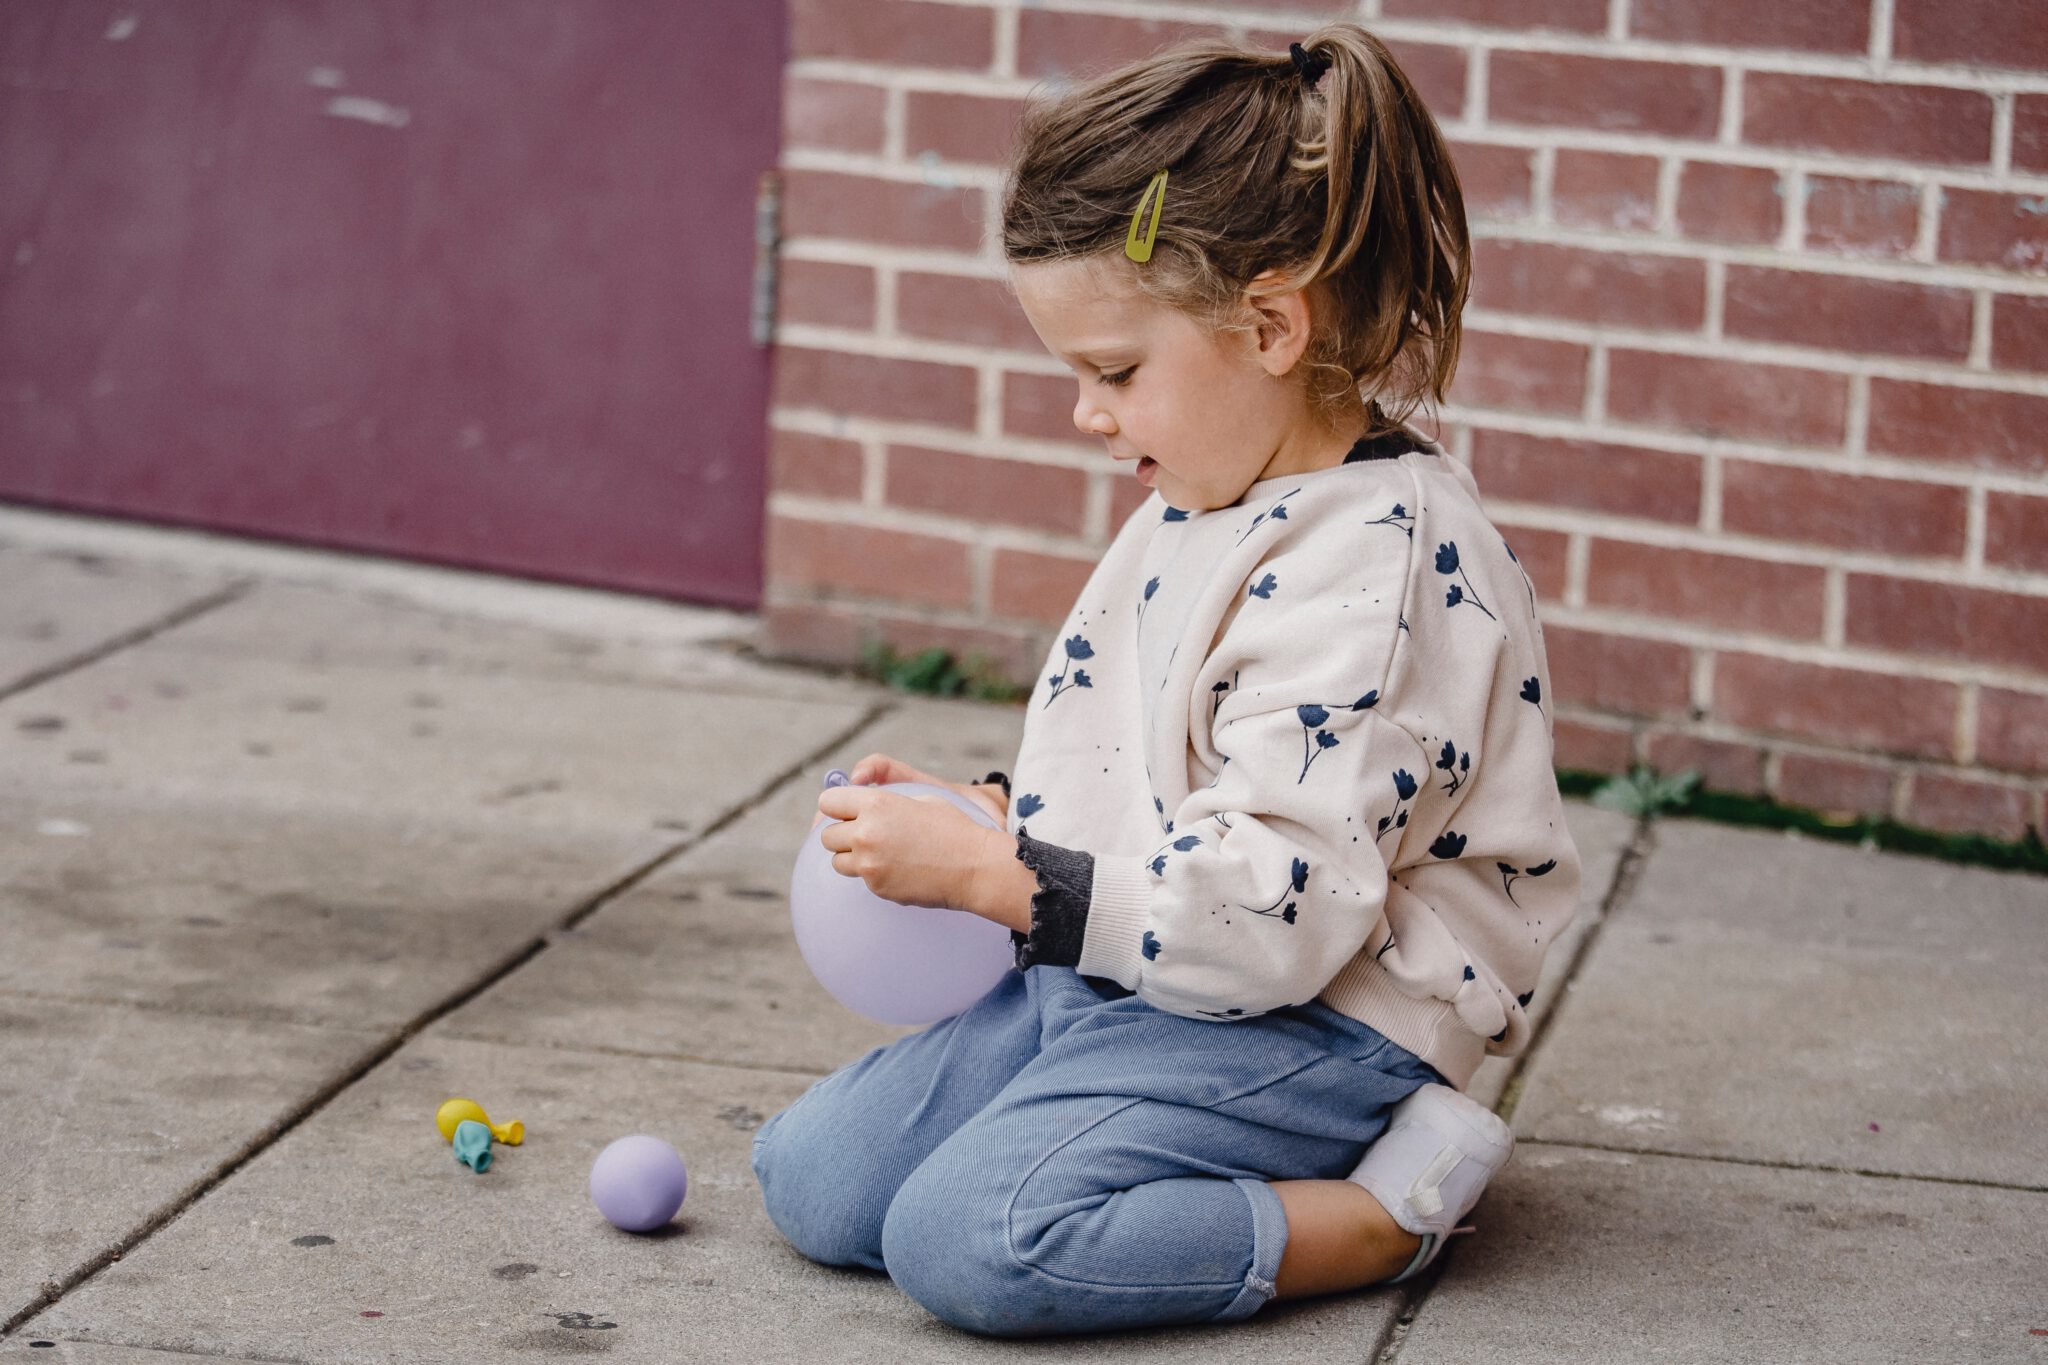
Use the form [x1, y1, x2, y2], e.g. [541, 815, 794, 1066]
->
[1058, 341, 1140, 365]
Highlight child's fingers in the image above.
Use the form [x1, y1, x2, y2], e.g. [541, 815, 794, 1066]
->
[847, 753, 901, 785]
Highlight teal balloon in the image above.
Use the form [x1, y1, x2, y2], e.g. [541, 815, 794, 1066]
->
[453, 1118, 494, 1173]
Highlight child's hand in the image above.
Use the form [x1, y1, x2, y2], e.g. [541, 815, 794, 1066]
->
[814, 784, 1008, 915]
[844, 752, 1010, 826]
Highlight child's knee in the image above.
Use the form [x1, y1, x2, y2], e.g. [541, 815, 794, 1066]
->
[751, 1101, 884, 1270]
[881, 1161, 1056, 1337]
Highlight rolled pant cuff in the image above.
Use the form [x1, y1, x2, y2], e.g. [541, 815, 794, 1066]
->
[1213, 1176, 1288, 1322]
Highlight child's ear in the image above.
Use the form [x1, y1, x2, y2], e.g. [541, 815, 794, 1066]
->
[1243, 271, 1313, 378]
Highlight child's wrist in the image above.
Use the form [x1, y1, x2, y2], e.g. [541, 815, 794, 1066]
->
[960, 826, 1033, 934]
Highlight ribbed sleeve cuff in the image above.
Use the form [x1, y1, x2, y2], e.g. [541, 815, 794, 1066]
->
[1010, 826, 1093, 970]
[1074, 855, 1153, 989]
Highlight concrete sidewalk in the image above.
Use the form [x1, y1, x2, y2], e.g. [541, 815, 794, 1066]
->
[1, 507, 2041, 1364]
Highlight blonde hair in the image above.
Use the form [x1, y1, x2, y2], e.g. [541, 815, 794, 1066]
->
[1001, 24, 1469, 435]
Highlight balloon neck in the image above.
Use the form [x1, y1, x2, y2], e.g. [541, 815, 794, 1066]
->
[823, 769, 851, 789]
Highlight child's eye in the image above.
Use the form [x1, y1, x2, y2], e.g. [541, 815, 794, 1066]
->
[1099, 366, 1137, 388]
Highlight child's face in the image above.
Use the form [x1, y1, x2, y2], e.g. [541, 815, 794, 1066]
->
[1010, 257, 1304, 511]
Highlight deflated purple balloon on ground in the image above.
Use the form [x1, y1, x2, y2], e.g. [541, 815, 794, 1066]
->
[791, 779, 1016, 1026]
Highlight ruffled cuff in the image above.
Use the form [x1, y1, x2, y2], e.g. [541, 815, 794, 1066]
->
[1008, 825, 1093, 970]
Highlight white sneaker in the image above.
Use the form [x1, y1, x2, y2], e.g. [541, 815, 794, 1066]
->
[1345, 1082, 1514, 1284]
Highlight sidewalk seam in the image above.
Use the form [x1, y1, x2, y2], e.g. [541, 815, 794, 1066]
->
[0, 578, 255, 706]
[1516, 1136, 2048, 1196]
[1, 695, 899, 1340]
[1372, 809, 1660, 1365]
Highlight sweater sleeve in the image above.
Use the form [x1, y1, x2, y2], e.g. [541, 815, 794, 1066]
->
[1073, 694, 1431, 1019]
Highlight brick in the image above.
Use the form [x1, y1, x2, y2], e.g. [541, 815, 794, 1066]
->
[1743, 74, 1993, 167]
[1865, 381, 2048, 476]
[765, 515, 974, 609]
[1551, 150, 1660, 232]
[1451, 331, 1589, 415]
[1723, 266, 1972, 361]
[1016, 11, 1222, 79]
[884, 446, 1087, 535]
[991, 547, 1097, 625]
[777, 259, 876, 331]
[1937, 189, 2048, 274]
[783, 77, 886, 154]
[1675, 161, 1783, 246]
[1490, 52, 1721, 139]
[1382, 0, 1606, 33]
[1845, 575, 2048, 674]
[1384, 40, 1466, 122]
[773, 347, 978, 429]
[1631, 0, 1870, 53]
[791, 0, 994, 70]
[1585, 539, 1826, 639]
[1469, 429, 1702, 524]
[1894, 0, 2048, 71]
[1003, 370, 1085, 444]
[2017, 95, 2048, 175]
[1544, 623, 1693, 719]
[897, 271, 1040, 352]
[1450, 140, 1536, 221]
[1606, 350, 1848, 446]
[768, 429, 864, 501]
[1978, 687, 2048, 773]
[1991, 294, 2048, 373]
[1643, 730, 1768, 795]
[1713, 652, 1958, 760]
[1472, 239, 1705, 331]
[1553, 717, 1636, 772]
[1904, 772, 2036, 842]
[760, 600, 870, 666]
[1985, 491, 2048, 575]
[782, 170, 984, 253]
[1773, 751, 1898, 817]
[1803, 176, 1920, 259]
[1720, 461, 1967, 558]
[903, 91, 1030, 166]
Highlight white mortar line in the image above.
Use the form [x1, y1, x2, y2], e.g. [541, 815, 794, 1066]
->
[1968, 289, 1994, 370]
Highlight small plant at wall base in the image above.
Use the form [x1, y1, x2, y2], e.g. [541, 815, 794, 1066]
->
[857, 639, 1031, 704]
[1587, 763, 1702, 817]
[1559, 764, 2048, 876]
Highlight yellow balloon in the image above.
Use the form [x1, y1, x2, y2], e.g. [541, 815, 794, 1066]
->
[436, 1097, 523, 1146]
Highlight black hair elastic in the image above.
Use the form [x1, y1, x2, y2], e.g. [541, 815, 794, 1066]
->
[1289, 41, 1331, 85]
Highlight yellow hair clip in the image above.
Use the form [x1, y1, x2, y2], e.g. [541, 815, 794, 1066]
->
[1124, 169, 1168, 263]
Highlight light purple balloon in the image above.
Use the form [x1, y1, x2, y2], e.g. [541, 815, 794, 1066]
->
[589, 1134, 688, 1232]
[792, 779, 1016, 1026]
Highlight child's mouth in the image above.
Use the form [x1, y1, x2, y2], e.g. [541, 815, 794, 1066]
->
[1137, 456, 1157, 484]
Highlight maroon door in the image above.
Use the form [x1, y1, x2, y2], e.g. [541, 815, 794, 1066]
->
[1, 3, 782, 609]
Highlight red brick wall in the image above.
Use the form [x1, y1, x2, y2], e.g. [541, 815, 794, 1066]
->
[762, 0, 2048, 843]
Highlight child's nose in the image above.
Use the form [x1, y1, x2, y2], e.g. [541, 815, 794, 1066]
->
[1071, 390, 1117, 437]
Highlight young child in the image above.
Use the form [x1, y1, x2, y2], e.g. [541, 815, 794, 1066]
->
[753, 24, 1581, 1338]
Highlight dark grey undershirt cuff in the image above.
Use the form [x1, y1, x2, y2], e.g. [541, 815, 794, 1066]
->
[1009, 825, 1093, 970]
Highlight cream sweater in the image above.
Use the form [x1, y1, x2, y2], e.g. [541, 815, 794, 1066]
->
[1004, 436, 1581, 1089]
